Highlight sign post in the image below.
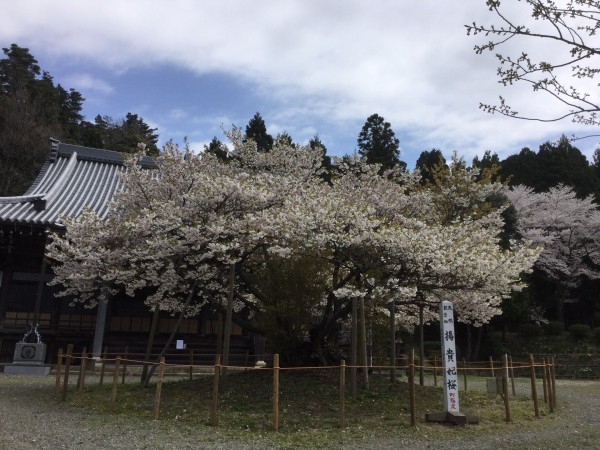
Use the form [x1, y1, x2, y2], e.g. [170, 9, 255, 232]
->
[440, 301, 460, 414]
[425, 301, 478, 425]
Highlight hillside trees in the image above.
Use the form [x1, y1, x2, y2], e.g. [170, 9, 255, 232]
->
[0, 44, 84, 195]
[0, 44, 161, 195]
[47, 130, 539, 366]
[500, 136, 600, 198]
[89, 113, 159, 156]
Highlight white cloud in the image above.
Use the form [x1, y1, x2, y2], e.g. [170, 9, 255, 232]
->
[63, 74, 113, 94]
[2, 0, 598, 164]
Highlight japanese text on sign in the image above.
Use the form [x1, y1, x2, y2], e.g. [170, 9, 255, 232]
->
[440, 301, 460, 413]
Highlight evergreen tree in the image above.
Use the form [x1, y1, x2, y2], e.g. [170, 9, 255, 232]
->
[244, 112, 273, 152]
[415, 149, 446, 184]
[472, 150, 500, 171]
[309, 134, 332, 183]
[275, 131, 294, 147]
[92, 113, 159, 156]
[204, 136, 229, 161]
[357, 113, 404, 172]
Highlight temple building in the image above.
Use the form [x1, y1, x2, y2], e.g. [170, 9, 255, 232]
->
[0, 139, 251, 366]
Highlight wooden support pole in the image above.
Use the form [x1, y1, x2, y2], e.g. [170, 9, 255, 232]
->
[111, 356, 121, 412]
[76, 346, 87, 389]
[489, 356, 495, 377]
[551, 356, 557, 408]
[61, 344, 73, 402]
[389, 301, 396, 383]
[77, 349, 88, 405]
[547, 359, 555, 413]
[351, 297, 357, 399]
[210, 354, 221, 426]
[273, 354, 280, 432]
[502, 354, 511, 422]
[509, 355, 516, 396]
[99, 346, 108, 386]
[153, 357, 165, 420]
[55, 348, 63, 399]
[122, 346, 129, 384]
[409, 349, 416, 426]
[339, 359, 346, 428]
[418, 304, 424, 386]
[222, 263, 235, 386]
[528, 354, 540, 418]
[541, 358, 549, 404]
[462, 358, 468, 391]
[358, 297, 369, 390]
[433, 355, 438, 386]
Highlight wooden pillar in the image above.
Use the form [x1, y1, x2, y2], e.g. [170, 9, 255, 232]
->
[0, 242, 14, 326]
[92, 297, 109, 359]
[32, 255, 47, 326]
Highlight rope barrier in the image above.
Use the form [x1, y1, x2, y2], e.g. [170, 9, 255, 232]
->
[61, 353, 554, 373]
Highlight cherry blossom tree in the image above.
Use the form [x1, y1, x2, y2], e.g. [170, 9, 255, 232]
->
[47, 132, 540, 370]
[507, 184, 600, 320]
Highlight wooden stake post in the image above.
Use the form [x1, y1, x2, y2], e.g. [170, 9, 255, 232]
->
[339, 359, 346, 428]
[408, 350, 416, 426]
[210, 355, 221, 426]
[153, 357, 165, 420]
[55, 348, 63, 398]
[273, 354, 280, 431]
[529, 354, 540, 418]
[502, 354, 511, 422]
[61, 344, 74, 402]
[111, 356, 121, 412]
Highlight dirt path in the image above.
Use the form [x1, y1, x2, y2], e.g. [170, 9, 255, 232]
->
[0, 375, 598, 449]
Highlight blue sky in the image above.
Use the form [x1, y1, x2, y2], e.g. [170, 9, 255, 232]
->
[2, 0, 598, 169]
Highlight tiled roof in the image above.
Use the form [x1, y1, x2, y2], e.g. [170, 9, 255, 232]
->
[0, 139, 156, 228]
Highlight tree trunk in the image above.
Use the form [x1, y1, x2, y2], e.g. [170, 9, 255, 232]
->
[221, 264, 235, 383]
[466, 323, 472, 362]
[143, 284, 197, 387]
[141, 306, 160, 383]
[472, 325, 484, 361]
[359, 297, 369, 390]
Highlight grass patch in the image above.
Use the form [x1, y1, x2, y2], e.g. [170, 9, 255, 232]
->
[66, 369, 559, 448]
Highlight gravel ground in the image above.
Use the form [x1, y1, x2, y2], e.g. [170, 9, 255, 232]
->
[0, 374, 598, 449]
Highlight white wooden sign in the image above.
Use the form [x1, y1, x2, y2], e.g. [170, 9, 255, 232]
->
[440, 301, 459, 413]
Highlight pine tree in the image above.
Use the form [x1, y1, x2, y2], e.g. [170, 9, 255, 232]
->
[244, 112, 273, 152]
[357, 113, 404, 172]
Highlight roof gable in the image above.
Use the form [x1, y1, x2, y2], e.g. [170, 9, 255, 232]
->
[0, 140, 156, 228]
